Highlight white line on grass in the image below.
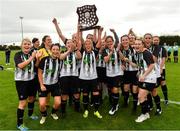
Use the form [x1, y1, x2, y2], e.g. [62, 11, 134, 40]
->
[161, 99, 180, 105]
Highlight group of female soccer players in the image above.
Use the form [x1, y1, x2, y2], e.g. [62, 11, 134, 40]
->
[14, 18, 169, 131]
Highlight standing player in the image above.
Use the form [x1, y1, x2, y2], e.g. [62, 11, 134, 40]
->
[173, 42, 179, 63]
[167, 45, 172, 62]
[134, 39, 156, 122]
[103, 35, 124, 115]
[79, 38, 102, 119]
[59, 39, 82, 116]
[38, 35, 53, 107]
[14, 38, 38, 131]
[38, 44, 61, 124]
[144, 33, 162, 115]
[120, 35, 138, 111]
[153, 36, 169, 105]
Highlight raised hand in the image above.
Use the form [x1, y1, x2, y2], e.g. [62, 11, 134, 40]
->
[52, 18, 58, 25]
[31, 51, 37, 59]
[36, 51, 43, 59]
[110, 28, 115, 33]
[99, 27, 104, 32]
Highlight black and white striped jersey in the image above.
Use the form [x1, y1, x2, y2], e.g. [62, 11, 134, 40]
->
[14, 51, 35, 81]
[103, 48, 124, 77]
[150, 45, 166, 78]
[137, 50, 156, 83]
[39, 56, 60, 85]
[122, 47, 138, 71]
[60, 52, 79, 77]
[79, 51, 97, 80]
[96, 48, 106, 68]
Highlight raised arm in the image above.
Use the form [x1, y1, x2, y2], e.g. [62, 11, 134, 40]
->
[128, 28, 137, 37]
[110, 28, 119, 47]
[52, 18, 67, 43]
[96, 27, 103, 49]
[76, 22, 82, 51]
[93, 29, 97, 43]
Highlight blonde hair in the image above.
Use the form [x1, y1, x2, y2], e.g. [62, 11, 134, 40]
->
[83, 38, 94, 50]
[21, 38, 31, 47]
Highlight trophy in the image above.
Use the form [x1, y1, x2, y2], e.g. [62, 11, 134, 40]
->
[76, 5, 100, 31]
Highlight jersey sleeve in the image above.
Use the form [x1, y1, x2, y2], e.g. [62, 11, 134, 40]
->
[162, 47, 167, 58]
[152, 45, 160, 58]
[38, 57, 46, 70]
[14, 52, 23, 67]
[143, 50, 154, 66]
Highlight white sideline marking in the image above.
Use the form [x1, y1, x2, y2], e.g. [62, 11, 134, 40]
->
[6, 68, 14, 70]
[161, 99, 180, 105]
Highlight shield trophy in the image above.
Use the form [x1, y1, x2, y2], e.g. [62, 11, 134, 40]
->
[76, 5, 100, 31]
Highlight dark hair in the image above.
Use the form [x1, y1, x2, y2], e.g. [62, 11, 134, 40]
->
[144, 33, 152, 38]
[50, 43, 60, 49]
[32, 38, 39, 44]
[120, 34, 129, 42]
[40, 35, 50, 48]
[86, 34, 93, 39]
[105, 35, 114, 42]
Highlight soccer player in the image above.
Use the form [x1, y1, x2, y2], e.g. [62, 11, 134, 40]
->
[14, 38, 38, 131]
[52, 18, 81, 105]
[30, 38, 41, 104]
[173, 42, 179, 63]
[5, 46, 11, 65]
[134, 39, 156, 122]
[144, 33, 162, 115]
[153, 36, 169, 105]
[79, 37, 102, 119]
[120, 35, 138, 111]
[59, 39, 82, 116]
[167, 45, 172, 62]
[38, 35, 53, 107]
[103, 35, 124, 115]
[38, 44, 61, 124]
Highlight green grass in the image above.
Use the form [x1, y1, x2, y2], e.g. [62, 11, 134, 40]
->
[0, 50, 180, 130]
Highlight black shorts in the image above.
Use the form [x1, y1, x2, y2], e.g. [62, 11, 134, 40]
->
[32, 76, 40, 93]
[80, 79, 99, 93]
[161, 69, 166, 81]
[97, 67, 107, 83]
[138, 82, 156, 92]
[38, 83, 61, 97]
[168, 51, 171, 57]
[60, 76, 80, 95]
[123, 71, 138, 85]
[155, 77, 161, 88]
[107, 75, 123, 88]
[173, 51, 178, 56]
[15, 80, 37, 100]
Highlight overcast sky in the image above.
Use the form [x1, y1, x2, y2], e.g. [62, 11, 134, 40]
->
[0, 0, 180, 45]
